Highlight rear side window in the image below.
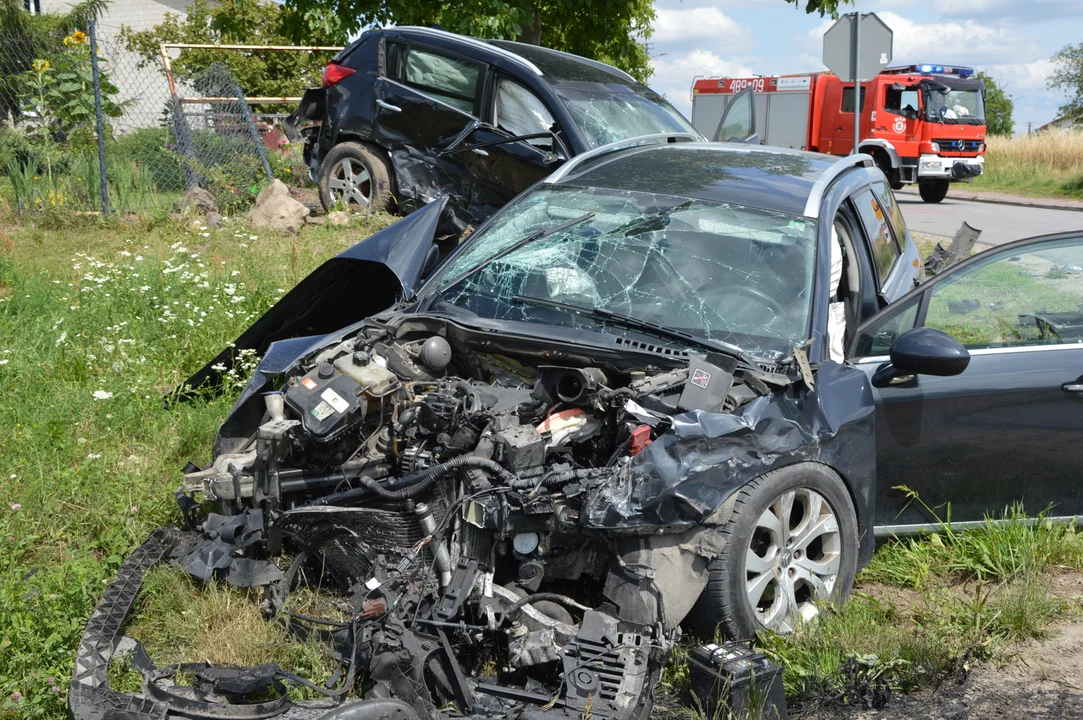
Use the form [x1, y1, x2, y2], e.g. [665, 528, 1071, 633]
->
[841, 87, 866, 113]
[386, 43, 481, 114]
[870, 181, 909, 247]
[852, 188, 900, 285]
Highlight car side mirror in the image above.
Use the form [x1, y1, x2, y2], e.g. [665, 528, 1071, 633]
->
[872, 327, 970, 387]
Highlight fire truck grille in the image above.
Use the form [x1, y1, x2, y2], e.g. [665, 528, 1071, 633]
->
[933, 139, 982, 152]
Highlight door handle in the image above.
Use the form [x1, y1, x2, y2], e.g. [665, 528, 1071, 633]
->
[376, 99, 402, 113]
[471, 148, 489, 157]
[835, 126, 845, 131]
[1063, 383, 1083, 393]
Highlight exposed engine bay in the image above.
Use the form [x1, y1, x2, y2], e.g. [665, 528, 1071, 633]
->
[70, 314, 795, 720]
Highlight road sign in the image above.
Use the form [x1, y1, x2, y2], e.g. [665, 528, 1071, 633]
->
[823, 12, 893, 83]
[823, 12, 893, 155]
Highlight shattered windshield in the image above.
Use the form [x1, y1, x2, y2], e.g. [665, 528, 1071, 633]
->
[554, 83, 698, 148]
[429, 185, 816, 359]
[924, 83, 985, 124]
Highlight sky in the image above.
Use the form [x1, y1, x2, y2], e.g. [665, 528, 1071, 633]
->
[646, 0, 1081, 133]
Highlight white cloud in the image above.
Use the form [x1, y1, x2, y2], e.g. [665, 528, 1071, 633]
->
[652, 7, 753, 49]
[985, 59, 1057, 94]
[649, 49, 756, 115]
[805, 11, 1038, 68]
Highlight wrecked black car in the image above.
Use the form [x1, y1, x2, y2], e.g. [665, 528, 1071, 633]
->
[286, 26, 700, 229]
[71, 139, 987, 720]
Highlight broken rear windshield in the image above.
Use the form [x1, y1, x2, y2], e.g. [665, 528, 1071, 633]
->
[555, 83, 698, 148]
[430, 185, 816, 360]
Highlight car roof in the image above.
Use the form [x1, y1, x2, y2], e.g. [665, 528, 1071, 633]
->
[551, 142, 848, 217]
[487, 40, 637, 84]
[377, 27, 637, 85]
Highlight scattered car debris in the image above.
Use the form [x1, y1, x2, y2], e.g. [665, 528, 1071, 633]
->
[923, 220, 981, 276]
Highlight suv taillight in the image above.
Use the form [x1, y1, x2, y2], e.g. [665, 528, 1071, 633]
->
[322, 63, 355, 87]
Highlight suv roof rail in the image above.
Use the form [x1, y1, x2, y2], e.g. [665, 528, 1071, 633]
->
[394, 26, 543, 76]
[803, 153, 874, 219]
[545, 133, 703, 184]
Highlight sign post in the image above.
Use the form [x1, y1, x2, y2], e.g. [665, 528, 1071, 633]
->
[823, 12, 893, 155]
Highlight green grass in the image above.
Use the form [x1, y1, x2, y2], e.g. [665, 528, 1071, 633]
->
[0, 211, 392, 718]
[760, 499, 1083, 713]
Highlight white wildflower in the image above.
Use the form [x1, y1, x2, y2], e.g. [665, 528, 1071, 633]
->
[92, 390, 113, 400]
[86, 453, 102, 460]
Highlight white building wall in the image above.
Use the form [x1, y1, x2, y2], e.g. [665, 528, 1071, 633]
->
[41, 0, 192, 131]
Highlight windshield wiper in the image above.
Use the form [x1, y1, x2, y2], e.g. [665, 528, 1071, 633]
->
[438, 212, 595, 296]
[511, 294, 761, 368]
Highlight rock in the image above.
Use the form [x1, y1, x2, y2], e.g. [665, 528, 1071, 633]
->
[246, 180, 310, 234]
[327, 211, 350, 227]
[205, 211, 222, 228]
[305, 215, 326, 226]
[179, 186, 217, 216]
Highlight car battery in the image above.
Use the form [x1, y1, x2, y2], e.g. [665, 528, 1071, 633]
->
[688, 642, 787, 720]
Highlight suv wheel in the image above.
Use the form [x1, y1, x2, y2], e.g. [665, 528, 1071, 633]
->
[918, 179, 950, 204]
[689, 463, 858, 639]
[319, 142, 392, 212]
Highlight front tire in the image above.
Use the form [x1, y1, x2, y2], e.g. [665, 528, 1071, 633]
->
[318, 141, 392, 212]
[689, 463, 859, 640]
[919, 179, 950, 204]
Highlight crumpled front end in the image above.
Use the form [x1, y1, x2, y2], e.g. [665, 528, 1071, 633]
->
[71, 310, 871, 720]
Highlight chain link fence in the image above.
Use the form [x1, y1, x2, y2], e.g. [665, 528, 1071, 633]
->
[0, 21, 293, 217]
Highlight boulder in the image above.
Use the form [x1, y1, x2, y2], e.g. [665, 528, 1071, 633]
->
[246, 180, 310, 234]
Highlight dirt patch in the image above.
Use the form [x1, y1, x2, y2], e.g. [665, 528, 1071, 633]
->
[805, 573, 1083, 720]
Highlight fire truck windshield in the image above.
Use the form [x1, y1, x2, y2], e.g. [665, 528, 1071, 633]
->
[922, 78, 985, 124]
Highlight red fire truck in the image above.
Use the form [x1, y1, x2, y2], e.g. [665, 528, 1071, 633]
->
[690, 64, 988, 203]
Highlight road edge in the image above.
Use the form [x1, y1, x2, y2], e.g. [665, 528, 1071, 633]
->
[897, 187, 1083, 213]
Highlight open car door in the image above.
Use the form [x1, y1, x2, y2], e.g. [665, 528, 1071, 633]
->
[713, 87, 759, 144]
[846, 232, 1083, 534]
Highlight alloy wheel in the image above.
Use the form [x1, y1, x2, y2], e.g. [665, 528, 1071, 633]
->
[745, 487, 841, 632]
[327, 158, 372, 206]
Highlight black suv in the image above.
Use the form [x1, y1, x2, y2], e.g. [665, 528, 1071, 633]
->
[290, 26, 700, 229]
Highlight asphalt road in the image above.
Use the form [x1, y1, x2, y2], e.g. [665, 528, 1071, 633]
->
[896, 194, 1083, 246]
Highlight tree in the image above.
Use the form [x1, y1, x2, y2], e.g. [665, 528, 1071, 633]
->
[0, 0, 109, 124]
[976, 71, 1014, 136]
[1049, 42, 1083, 122]
[280, 0, 853, 84]
[119, 0, 338, 103]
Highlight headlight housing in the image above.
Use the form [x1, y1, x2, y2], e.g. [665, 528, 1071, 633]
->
[930, 142, 940, 153]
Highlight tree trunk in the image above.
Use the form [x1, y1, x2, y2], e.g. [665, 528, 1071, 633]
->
[517, 5, 541, 45]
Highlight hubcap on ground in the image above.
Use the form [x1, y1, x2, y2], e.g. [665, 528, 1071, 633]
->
[327, 158, 371, 206]
[745, 488, 841, 633]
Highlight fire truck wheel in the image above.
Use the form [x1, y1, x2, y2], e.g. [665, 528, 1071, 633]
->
[918, 180, 950, 204]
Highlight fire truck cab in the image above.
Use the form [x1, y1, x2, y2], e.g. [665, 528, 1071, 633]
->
[691, 64, 987, 203]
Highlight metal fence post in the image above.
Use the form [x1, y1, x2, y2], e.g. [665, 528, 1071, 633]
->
[88, 20, 110, 215]
[235, 87, 273, 182]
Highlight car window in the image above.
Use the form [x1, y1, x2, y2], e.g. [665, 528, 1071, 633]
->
[925, 238, 1083, 349]
[714, 88, 753, 142]
[553, 84, 697, 149]
[885, 87, 919, 115]
[494, 78, 557, 150]
[852, 189, 901, 286]
[841, 87, 866, 113]
[869, 181, 909, 247]
[386, 43, 481, 114]
[853, 295, 921, 357]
